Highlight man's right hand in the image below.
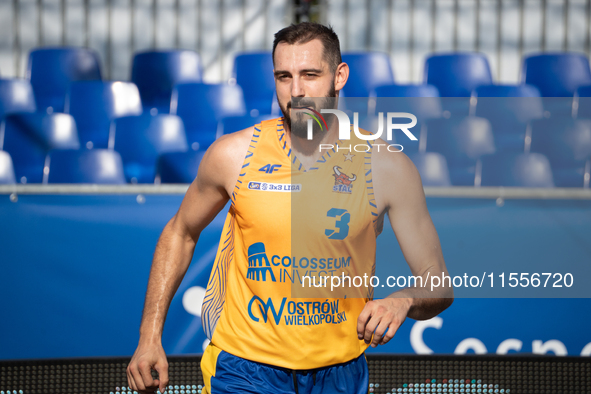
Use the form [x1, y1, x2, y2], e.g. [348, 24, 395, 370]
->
[125, 130, 252, 394]
[127, 342, 169, 394]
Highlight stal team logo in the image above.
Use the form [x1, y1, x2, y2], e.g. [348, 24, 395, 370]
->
[295, 105, 418, 152]
[332, 166, 356, 194]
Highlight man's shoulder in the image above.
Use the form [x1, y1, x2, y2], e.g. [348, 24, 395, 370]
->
[204, 123, 257, 165]
[370, 137, 423, 211]
[206, 118, 282, 159]
[197, 120, 275, 190]
[371, 138, 417, 178]
[202, 117, 285, 172]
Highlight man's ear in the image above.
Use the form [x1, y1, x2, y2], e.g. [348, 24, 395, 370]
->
[334, 62, 349, 92]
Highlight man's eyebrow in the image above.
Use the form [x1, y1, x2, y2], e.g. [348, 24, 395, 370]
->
[273, 68, 324, 76]
[300, 68, 323, 74]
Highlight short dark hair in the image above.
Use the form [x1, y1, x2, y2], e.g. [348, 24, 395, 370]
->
[272, 22, 342, 73]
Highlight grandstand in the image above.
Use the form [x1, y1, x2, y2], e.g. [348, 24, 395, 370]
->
[0, 49, 590, 186]
[0, 0, 590, 186]
[1, 1, 590, 393]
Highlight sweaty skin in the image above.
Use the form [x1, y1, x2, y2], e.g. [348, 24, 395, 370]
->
[127, 39, 453, 394]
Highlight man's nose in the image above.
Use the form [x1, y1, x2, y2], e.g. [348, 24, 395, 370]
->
[291, 77, 305, 97]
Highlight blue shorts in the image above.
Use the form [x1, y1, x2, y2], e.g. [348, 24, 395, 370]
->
[200, 343, 369, 394]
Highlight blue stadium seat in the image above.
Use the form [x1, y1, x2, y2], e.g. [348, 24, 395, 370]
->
[521, 53, 591, 117]
[66, 81, 143, 149]
[341, 52, 395, 98]
[47, 149, 126, 184]
[373, 84, 442, 151]
[574, 85, 591, 119]
[374, 84, 442, 122]
[424, 53, 493, 118]
[27, 47, 102, 113]
[0, 151, 16, 184]
[374, 84, 440, 98]
[171, 83, 246, 151]
[2, 113, 79, 183]
[522, 53, 591, 97]
[575, 84, 591, 98]
[425, 117, 496, 186]
[131, 50, 202, 114]
[473, 84, 544, 152]
[530, 118, 591, 187]
[113, 114, 188, 183]
[232, 52, 275, 114]
[0, 79, 36, 118]
[221, 114, 276, 135]
[480, 153, 555, 187]
[408, 152, 452, 187]
[424, 53, 493, 97]
[157, 151, 205, 183]
[474, 84, 541, 98]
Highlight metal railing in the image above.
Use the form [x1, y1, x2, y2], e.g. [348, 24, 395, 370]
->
[1, 0, 591, 84]
[322, 0, 591, 84]
[1, 0, 292, 82]
[1, 184, 591, 200]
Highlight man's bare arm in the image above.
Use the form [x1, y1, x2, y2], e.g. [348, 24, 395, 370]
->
[357, 146, 453, 347]
[127, 128, 253, 394]
[382, 152, 453, 314]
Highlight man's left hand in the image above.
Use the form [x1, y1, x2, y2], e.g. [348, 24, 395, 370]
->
[357, 298, 412, 347]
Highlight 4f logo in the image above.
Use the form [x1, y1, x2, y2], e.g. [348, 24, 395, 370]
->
[259, 164, 282, 174]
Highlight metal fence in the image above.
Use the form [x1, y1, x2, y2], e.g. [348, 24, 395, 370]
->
[0, 0, 291, 82]
[2, 184, 591, 199]
[324, 0, 591, 83]
[1, 0, 591, 84]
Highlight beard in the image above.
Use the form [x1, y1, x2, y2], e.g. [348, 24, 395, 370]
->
[279, 85, 337, 140]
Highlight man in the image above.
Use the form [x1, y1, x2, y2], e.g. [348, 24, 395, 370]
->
[127, 22, 453, 394]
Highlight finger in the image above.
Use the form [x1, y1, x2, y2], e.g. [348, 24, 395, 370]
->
[380, 319, 403, 345]
[142, 380, 160, 394]
[363, 314, 382, 344]
[130, 363, 148, 392]
[155, 360, 169, 394]
[371, 318, 392, 347]
[127, 365, 140, 392]
[138, 361, 157, 391]
[356, 302, 373, 339]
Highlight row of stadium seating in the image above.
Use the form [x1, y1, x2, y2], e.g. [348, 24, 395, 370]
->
[399, 116, 591, 187]
[0, 148, 203, 184]
[0, 95, 589, 186]
[1, 111, 212, 184]
[0, 48, 590, 186]
[15, 48, 591, 112]
[0, 91, 590, 186]
[5, 77, 591, 155]
[412, 151, 589, 188]
[0, 79, 254, 152]
[0, 147, 583, 188]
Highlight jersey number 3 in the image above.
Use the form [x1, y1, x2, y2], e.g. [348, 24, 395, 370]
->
[325, 208, 350, 240]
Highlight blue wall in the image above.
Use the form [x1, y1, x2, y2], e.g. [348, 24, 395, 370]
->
[1, 194, 590, 359]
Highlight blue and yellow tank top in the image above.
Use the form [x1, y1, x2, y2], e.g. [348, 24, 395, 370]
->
[201, 118, 378, 370]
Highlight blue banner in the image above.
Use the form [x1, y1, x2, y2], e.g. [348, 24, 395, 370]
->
[1, 194, 590, 359]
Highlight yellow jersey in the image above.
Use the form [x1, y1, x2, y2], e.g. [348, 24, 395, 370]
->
[201, 117, 379, 370]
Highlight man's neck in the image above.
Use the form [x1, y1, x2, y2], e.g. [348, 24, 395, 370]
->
[284, 121, 340, 170]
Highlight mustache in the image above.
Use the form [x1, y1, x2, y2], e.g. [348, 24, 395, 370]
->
[288, 98, 318, 110]
[290, 106, 325, 122]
